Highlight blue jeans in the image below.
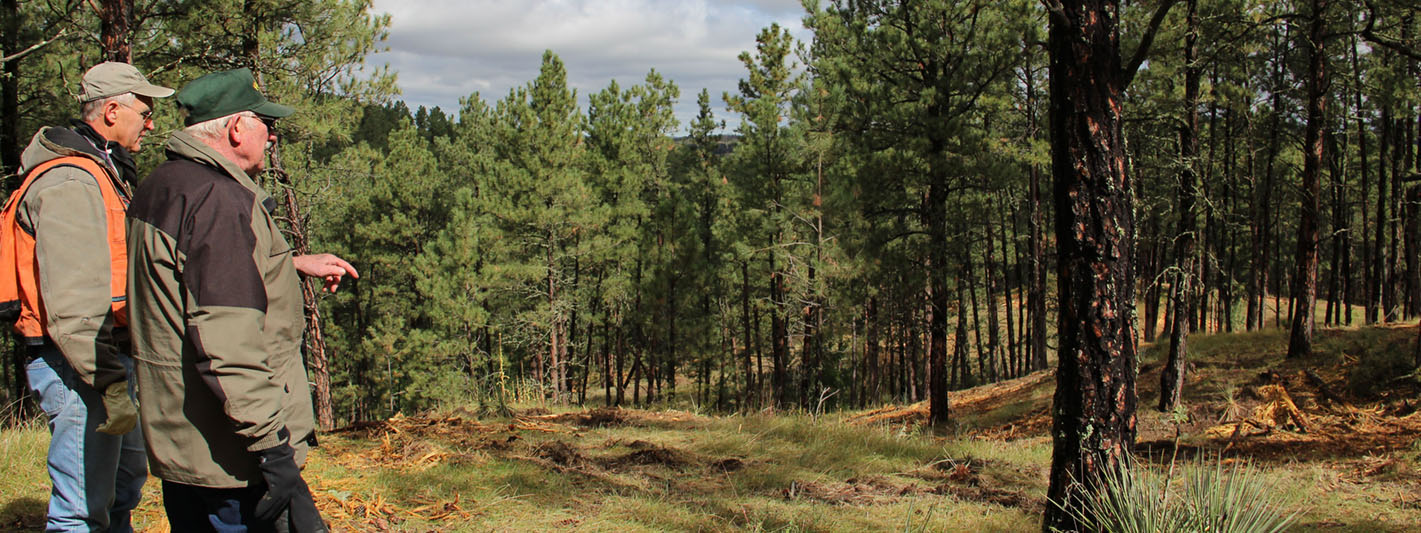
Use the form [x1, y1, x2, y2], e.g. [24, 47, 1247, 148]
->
[26, 344, 147, 532]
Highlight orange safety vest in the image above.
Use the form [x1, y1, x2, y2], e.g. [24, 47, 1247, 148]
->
[0, 156, 129, 341]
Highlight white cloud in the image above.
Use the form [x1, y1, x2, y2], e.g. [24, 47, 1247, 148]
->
[368, 0, 811, 133]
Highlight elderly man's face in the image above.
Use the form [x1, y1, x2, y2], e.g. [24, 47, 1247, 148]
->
[233, 113, 277, 175]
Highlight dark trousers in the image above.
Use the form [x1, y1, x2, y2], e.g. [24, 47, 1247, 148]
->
[161, 480, 290, 533]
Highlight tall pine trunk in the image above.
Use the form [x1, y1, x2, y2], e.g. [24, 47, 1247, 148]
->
[1375, 110, 1391, 323]
[740, 260, 756, 409]
[1043, 0, 1166, 528]
[99, 0, 131, 62]
[1352, 32, 1374, 325]
[769, 252, 788, 407]
[1161, 0, 1199, 411]
[1288, 0, 1328, 359]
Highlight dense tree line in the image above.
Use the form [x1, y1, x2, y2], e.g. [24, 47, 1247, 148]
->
[1, 0, 1418, 526]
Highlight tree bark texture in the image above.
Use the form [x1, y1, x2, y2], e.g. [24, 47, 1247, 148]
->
[99, 0, 132, 62]
[1043, 0, 1149, 529]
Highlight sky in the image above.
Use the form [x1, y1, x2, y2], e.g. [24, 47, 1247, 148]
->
[367, 0, 812, 135]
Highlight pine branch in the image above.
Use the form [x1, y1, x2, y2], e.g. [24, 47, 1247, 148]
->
[1, 28, 70, 65]
[1120, 0, 1182, 89]
[1361, 1, 1421, 61]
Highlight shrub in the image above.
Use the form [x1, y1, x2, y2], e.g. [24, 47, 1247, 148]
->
[1057, 454, 1297, 533]
[1345, 344, 1415, 398]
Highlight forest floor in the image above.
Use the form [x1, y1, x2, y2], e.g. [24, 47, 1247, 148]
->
[3, 325, 1421, 532]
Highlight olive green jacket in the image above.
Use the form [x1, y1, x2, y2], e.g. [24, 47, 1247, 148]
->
[17, 126, 131, 390]
[126, 131, 313, 488]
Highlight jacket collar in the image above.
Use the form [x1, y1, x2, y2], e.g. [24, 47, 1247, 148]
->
[163, 131, 272, 205]
[18, 126, 132, 199]
[68, 119, 137, 187]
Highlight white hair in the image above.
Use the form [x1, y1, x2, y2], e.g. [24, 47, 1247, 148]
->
[183, 111, 256, 141]
[80, 92, 138, 122]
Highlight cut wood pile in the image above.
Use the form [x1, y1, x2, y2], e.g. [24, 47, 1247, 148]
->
[1198, 370, 1421, 459]
[840, 357, 1421, 463]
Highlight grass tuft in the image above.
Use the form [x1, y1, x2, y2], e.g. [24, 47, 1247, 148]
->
[1059, 454, 1297, 533]
[0, 413, 51, 529]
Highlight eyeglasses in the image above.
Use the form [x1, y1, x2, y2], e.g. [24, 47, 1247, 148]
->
[240, 113, 278, 132]
[118, 101, 153, 122]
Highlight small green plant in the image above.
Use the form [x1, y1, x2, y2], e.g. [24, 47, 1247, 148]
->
[1180, 456, 1299, 533]
[466, 371, 513, 417]
[1345, 343, 1415, 398]
[1057, 454, 1297, 533]
[1057, 457, 1181, 533]
[898, 498, 939, 533]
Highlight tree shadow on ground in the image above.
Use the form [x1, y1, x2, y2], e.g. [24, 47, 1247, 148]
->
[0, 497, 46, 532]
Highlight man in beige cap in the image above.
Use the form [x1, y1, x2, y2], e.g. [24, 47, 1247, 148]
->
[5, 61, 172, 532]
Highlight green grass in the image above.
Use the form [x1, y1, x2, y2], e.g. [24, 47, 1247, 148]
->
[0, 415, 49, 531]
[296, 410, 1048, 532]
[4, 324, 1421, 531]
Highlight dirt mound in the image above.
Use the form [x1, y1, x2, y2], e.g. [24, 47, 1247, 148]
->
[535, 440, 586, 466]
[934, 484, 1041, 512]
[606, 447, 690, 469]
[711, 458, 746, 472]
[596, 439, 696, 470]
[783, 477, 924, 506]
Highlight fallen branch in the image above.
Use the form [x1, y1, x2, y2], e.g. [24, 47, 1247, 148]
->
[1222, 418, 1274, 453]
[1303, 369, 1350, 408]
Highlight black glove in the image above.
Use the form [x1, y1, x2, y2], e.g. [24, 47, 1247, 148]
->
[254, 441, 327, 532]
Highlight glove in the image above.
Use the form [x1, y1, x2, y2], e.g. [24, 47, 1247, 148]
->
[95, 380, 138, 435]
[254, 441, 327, 532]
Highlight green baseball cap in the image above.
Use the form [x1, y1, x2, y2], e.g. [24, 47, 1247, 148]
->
[79, 62, 174, 102]
[176, 68, 294, 126]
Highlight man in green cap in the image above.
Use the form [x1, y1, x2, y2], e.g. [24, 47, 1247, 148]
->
[126, 67, 355, 532]
[6, 60, 173, 532]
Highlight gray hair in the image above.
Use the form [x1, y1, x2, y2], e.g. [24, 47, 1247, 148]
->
[79, 92, 138, 122]
[183, 111, 257, 141]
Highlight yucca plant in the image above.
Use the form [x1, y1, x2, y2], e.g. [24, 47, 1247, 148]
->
[1057, 454, 1296, 533]
[1057, 457, 1184, 533]
[1179, 455, 1297, 533]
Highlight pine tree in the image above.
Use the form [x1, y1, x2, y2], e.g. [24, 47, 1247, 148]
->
[1043, 0, 1177, 529]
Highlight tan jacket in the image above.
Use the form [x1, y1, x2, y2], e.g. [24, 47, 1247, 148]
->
[127, 131, 313, 488]
[16, 127, 131, 390]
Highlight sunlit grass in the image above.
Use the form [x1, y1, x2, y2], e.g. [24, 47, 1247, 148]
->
[289, 408, 1049, 531]
[0, 414, 49, 528]
[5, 322, 1420, 532]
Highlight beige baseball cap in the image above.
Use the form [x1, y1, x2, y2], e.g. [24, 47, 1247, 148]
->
[79, 62, 175, 103]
